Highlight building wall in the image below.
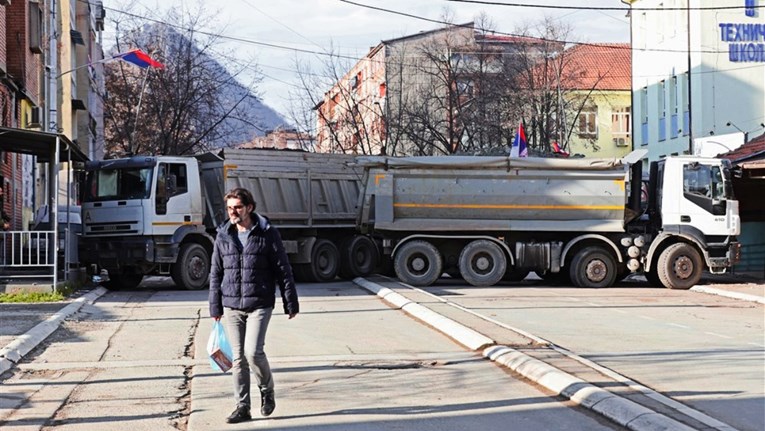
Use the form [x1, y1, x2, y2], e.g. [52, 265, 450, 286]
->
[567, 89, 633, 158]
[58, 0, 76, 139]
[631, 0, 765, 162]
[385, 26, 475, 156]
[316, 43, 387, 154]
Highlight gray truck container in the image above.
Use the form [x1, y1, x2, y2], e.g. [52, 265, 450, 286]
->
[356, 155, 631, 234]
[198, 148, 375, 282]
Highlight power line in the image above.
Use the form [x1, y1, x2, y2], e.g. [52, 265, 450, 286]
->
[337, 0, 740, 54]
[90, 0, 763, 81]
[445, 0, 764, 11]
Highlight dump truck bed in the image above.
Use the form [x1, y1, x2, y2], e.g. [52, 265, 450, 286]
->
[356, 155, 631, 233]
[200, 149, 363, 230]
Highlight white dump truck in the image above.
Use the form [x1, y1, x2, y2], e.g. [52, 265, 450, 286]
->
[79, 149, 377, 289]
[355, 150, 741, 289]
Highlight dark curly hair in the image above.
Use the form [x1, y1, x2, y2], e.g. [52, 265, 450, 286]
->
[224, 187, 256, 210]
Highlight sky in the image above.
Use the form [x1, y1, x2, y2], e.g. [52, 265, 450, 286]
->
[102, 0, 631, 119]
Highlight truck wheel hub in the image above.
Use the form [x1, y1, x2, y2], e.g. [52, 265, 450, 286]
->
[411, 257, 426, 272]
[189, 256, 205, 278]
[474, 256, 490, 271]
[586, 260, 607, 282]
[674, 256, 693, 279]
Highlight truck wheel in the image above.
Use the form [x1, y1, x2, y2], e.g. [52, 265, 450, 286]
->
[339, 235, 379, 279]
[459, 240, 507, 287]
[394, 240, 443, 286]
[657, 243, 702, 289]
[171, 243, 210, 290]
[306, 239, 339, 282]
[570, 246, 617, 288]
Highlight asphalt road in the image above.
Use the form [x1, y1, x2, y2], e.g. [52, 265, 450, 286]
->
[0, 280, 626, 431]
[364, 275, 764, 431]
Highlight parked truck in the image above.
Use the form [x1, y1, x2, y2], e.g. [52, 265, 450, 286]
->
[79, 149, 378, 289]
[355, 149, 741, 289]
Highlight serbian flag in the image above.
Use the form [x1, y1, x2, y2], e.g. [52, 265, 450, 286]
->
[116, 49, 165, 69]
[510, 121, 528, 157]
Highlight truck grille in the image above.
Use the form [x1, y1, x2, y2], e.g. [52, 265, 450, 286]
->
[86, 221, 139, 235]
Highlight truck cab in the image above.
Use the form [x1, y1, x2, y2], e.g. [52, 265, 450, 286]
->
[647, 157, 740, 279]
[80, 156, 213, 289]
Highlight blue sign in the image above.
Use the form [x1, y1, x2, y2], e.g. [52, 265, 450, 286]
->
[718, 2, 764, 62]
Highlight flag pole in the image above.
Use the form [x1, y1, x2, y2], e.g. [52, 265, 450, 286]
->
[130, 67, 152, 151]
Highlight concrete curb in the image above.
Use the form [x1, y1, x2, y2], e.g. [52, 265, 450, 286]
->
[691, 285, 765, 304]
[354, 277, 493, 351]
[0, 287, 108, 376]
[354, 278, 696, 431]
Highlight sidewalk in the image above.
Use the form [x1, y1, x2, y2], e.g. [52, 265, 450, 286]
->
[697, 272, 765, 304]
[2, 277, 762, 430]
[186, 281, 621, 430]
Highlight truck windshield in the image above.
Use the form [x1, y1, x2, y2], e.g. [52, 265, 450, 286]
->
[83, 168, 154, 202]
[682, 164, 731, 200]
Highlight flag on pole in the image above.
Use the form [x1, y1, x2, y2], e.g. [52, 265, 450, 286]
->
[116, 49, 165, 69]
[510, 121, 528, 158]
[551, 141, 570, 157]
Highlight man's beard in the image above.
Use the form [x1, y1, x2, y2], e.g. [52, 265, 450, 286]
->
[230, 216, 242, 224]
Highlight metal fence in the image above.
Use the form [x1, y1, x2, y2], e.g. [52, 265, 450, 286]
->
[0, 231, 58, 283]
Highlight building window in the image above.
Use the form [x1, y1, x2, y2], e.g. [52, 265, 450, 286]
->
[29, 2, 43, 54]
[640, 86, 648, 145]
[612, 107, 631, 147]
[670, 76, 679, 139]
[682, 72, 690, 136]
[456, 78, 474, 97]
[658, 80, 666, 141]
[578, 107, 597, 138]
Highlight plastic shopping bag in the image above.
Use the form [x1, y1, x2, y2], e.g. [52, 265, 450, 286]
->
[207, 320, 233, 372]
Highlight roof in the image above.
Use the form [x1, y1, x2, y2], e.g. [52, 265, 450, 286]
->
[0, 127, 89, 163]
[562, 43, 631, 91]
[718, 132, 765, 163]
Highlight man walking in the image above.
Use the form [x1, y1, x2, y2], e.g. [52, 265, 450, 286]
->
[209, 187, 299, 424]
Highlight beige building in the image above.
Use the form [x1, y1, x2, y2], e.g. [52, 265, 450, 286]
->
[562, 43, 632, 158]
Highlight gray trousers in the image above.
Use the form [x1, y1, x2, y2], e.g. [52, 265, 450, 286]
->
[223, 307, 274, 409]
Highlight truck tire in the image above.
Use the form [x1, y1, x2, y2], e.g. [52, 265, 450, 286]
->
[338, 235, 378, 279]
[657, 243, 702, 289]
[306, 239, 339, 282]
[171, 243, 210, 290]
[394, 240, 443, 287]
[459, 240, 507, 287]
[570, 246, 617, 288]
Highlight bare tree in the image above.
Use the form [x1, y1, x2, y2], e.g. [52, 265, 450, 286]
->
[102, 5, 264, 157]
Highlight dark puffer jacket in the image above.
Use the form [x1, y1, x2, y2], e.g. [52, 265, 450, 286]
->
[209, 213, 299, 318]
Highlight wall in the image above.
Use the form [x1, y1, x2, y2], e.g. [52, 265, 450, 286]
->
[631, 0, 765, 162]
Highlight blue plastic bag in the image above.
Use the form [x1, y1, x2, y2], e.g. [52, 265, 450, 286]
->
[207, 320, 233, 372]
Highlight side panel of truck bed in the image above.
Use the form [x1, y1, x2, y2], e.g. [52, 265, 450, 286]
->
[202, 149, 362, 230]
[360, 155, 630, 233]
